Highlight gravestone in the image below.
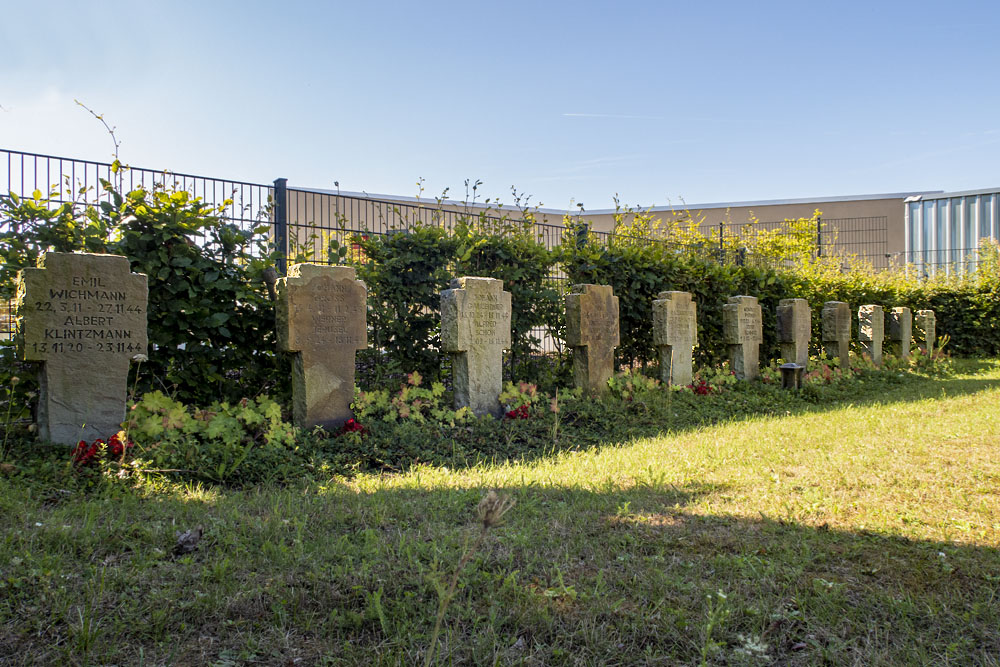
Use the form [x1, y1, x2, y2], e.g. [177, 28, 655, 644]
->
[915, 309, 936, 356]
[566, 284, 620, 395]
[821, 301, 851, 367]
[15, 252, 148, 444]
[722, 295, 762, 380]
[858, 305, 884, 366]
[441, 277, 512, 417]
[277, 263, 367, 430]
[887, 307, 912, 358]
[652, 291, 697, 386]
[776, 298, 810, 367]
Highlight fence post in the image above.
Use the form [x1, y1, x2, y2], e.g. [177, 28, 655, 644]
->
[273, 178, 288, 275]
[816, 215, 823, 257]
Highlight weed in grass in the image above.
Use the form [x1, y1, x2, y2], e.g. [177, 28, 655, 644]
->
[424, 490, 514, 667]
[700, 590, 730, 666]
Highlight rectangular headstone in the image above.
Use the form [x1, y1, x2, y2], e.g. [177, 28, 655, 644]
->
[887, 307, 912, 358]
[821, 301, 851, 367]
[652, 291, 697, 386]
[722, 295, 762, 380]
[776, 298, 810, 367]
[915, 309, 936, 356]
[858, 305, 884, 366]
[277, 263, 367, 430]
[441, 277, 511, 417]
[16, 252, 148, 444]
[566, 284, 620, 395]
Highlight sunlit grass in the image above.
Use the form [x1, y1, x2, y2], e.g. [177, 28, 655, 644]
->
[1, 361, 999, 665]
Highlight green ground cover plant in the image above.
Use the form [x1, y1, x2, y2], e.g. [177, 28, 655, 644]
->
[1, 359, 997, 664]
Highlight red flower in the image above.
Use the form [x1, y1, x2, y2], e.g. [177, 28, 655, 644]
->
[338, 418, 366, 436]
[72, 432, 135, 466]
[505, 404, 530, 420]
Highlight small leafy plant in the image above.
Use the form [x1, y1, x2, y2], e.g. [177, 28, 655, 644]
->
[126, 391, 301, 484]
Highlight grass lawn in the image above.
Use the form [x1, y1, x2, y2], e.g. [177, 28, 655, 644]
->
[2, 360, 999, 665]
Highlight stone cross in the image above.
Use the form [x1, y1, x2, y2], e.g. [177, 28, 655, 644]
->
[915, 309, 936, 356]
[441, 277, 512, 417]
[566, 284, 620, 396]
[277, 264, 367, 430]
[16, 252, 148, 445]
[776, 298, 810, 367]
[652, 291, 697, 386]
[821, 301, 852, 367]
[887, 307, 912, 358]
[858, 305, 885, 366]
[722, 295, 762, 380]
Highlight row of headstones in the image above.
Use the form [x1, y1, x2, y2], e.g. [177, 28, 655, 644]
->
[15, 254, 938, 445]
[277, 265, 938, 427]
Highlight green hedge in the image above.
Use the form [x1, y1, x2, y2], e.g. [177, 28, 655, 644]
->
[561, 228, 1000, 366]
[4, 179, 998, 421]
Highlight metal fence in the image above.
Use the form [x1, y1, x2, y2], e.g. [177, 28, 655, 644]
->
[1, 149, 274, 339]
[2, 148, 894, 346]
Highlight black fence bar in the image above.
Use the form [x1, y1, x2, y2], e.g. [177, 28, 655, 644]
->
[2, 148, 901, 348]
[273, 178, 288, 275]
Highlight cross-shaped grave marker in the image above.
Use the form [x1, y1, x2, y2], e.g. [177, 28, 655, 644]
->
[858, 304, 885, 366]
[915, 309, 936, 356]
[16, 252, 148, 444]
[722, 295, 762, 380]
[566, 284, 620, 396]
[652, 291, 697, 386]
[441, 277, 511, 417]
[277, 263, 367, 430]
[888, 307, 912, 358]
[776, 298, 811, 367]
[821, 301, 852, 367]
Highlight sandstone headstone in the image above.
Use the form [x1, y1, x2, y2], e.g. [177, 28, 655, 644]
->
[776, 298, 810, 367]
[722, 295, 762, 380]
[858, 305, 885, 366]
[441, 277, 512, 417]
[15, 252, 148, 444]
[277, 263, 367, 430]
[566, 284, 620, 395]
[915, 309, 936, 356]
[652, 291, 697, 386]
[887, 307, 912, 358]
[821, 301, 851, 367]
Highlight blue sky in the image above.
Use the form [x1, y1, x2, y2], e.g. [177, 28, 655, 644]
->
[2, 0, 998, 211]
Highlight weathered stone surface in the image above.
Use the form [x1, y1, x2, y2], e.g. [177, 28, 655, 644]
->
[566, 284, 620, 395]
[441, 277, 511, 417]
[776, 298, 810, 367]
[277, 264, 367, 430]
[821, 301, 851, 367]
[915, 309, 936, 356]
[722, 295, 762, 380]
[16, 252, 148, 444]
[652, 291, 697, 386]
[858, 305, 885, 366]
[888, 307, 912, 358]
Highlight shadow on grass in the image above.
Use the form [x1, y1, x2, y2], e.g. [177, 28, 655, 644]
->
[3, 477, 997, 665]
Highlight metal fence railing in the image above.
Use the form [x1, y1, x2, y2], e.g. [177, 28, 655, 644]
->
[2, 148, 896, 348]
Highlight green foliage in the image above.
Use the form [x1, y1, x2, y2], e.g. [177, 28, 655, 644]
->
[0, 175, 286, 406]
[112, 186, 286, 403]
[356, 226, 459, 383]
[352, 371, 472, 426]
[126, 391, 303, 484]
[0, 186, 112, 298]
[453, 221, 562, 379]
[607, 368, 662, 401]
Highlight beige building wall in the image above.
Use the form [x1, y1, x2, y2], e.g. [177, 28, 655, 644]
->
[283, 187, 934, 267]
